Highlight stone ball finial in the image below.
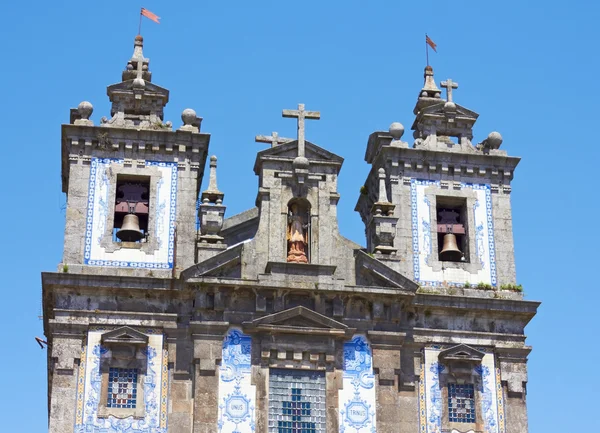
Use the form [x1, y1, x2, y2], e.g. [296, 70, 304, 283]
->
[126, 62, 134, 71]
[378, 167, 386, 177]
[182, 108, 197, 126]
[210, 155, 217, 166]
[135, 35, 143, 43]
[293, 156, 310, 170]
[77, 101, 93, 119]
[444, 101, 456, 112]
[133, 77, 145, 89]
[486, 131, 503, 149]
[389, 122, 404, 139]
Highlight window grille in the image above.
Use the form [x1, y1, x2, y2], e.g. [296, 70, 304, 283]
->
[268, 369, 326, 433]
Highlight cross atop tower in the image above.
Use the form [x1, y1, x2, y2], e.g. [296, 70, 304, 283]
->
[282, 103, 320, 158]
[440, 79, 459, 102]
[255, 131, 293, 148]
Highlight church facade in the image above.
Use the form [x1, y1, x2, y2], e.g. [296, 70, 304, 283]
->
[42, 36, 539, 433]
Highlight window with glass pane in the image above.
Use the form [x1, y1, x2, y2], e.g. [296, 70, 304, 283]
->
[268, 369, 326, 433]
[448, 383, 475, 423]
[107, 367, 138, 409]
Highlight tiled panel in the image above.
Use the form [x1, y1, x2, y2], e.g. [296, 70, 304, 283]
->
[339, 335, 377, 433]
[411, 179, 497, 287]
[269, 369, 326, 433]
[419, 348, 503, 433]
[73, 330, 167, 433]
[84, 158, 177, 268]
[218, 329, 256, 433]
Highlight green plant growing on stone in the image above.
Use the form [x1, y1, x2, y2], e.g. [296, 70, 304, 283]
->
[447, 287, 457, 295]
[463, 282, 471, 288]
[500, 283, 523, 292]
[417, 287, 441, 295]
[476, 281, 493, 290]
[360, 185, 368, 195]
[62, 264, 69, 273]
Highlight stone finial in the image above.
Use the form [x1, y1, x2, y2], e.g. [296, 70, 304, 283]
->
[198, 156, 226, 244]
[420, 66, 441, 98]
[389, 122, 404, 140]
[72, 101, 94, 126]
[377, 168, 389, 203]
[78, 101, 93, 119]
[201, 156, 224, 204]
[478, 131, 503, 151]
[180, 108, 202, 132]
[372, 168, 395, 217]
[102, 35, 170, 130]
[370, 167, 397, 255]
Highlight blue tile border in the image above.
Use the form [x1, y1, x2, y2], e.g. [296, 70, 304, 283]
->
[83, 158, 177, 269]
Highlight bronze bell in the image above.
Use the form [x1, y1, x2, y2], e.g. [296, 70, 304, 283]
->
[440, 233, 463, 261]
[116, 214, 145, 242]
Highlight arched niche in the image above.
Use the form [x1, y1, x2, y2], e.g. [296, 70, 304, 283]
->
[286, 198, 311, 263]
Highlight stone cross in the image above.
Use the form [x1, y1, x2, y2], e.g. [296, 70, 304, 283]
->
[440, 79, 459, 102]
[254, 131, 293, 148]
[282, 103, 320, 158]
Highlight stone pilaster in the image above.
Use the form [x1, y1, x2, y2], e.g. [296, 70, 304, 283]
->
[48, 334, 84, 433]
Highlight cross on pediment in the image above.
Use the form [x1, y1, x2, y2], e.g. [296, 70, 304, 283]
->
[282, 103, 320, 158]
[440, 78, 459, 102]
[255, 131, 293, 148]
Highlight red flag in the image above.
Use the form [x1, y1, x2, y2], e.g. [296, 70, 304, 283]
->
[426, 35, 437, 53]
[141, 8, 160, 24]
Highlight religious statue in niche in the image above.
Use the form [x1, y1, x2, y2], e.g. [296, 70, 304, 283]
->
[286, 202, 309, 263]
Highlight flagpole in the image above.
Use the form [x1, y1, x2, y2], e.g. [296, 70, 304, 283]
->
[138, 9, 143, 35]
[425, 34, 429, 66]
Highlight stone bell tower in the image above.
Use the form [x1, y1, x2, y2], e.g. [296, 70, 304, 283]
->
[60, 35, 210, 275]
[356, 65, 519, 288]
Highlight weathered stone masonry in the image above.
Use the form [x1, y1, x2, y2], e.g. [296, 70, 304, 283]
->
[42, 38, 538, 433]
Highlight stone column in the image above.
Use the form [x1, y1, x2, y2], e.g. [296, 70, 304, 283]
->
[48, 334, 84, 433]
[368, 331, 406, 433]
[252, 365, 269, 433]
[167, 330, 194, 433]
[191, 323, 228, 433]
[498, 354, 529, 433]
[326, 369, 342, 433]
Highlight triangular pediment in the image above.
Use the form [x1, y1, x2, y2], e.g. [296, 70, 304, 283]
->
[107, 80, 169, 98]
[101, 326, 148, 345]
[244, 306, 348, 332]
[420, 102, 479, 120]
[254, 140, 344, 174]
[258, 140, 343, 162]
[439, 344, 485, 363]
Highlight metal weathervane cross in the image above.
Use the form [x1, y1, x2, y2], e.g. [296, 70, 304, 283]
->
[440, 79, 459, 102]
[254, 131, 293, 148]
[282, 103, 320, 158]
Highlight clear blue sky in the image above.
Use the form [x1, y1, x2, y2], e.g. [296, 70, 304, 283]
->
[0, 1, 596, 431]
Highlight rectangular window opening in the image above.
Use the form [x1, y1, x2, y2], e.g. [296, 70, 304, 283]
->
[107, 367, 139, 409]
[436, 197, 469, 263]
[268, 369, 326, 433]
[114, 175, 150, 243]
[448, 383, 475, 423]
